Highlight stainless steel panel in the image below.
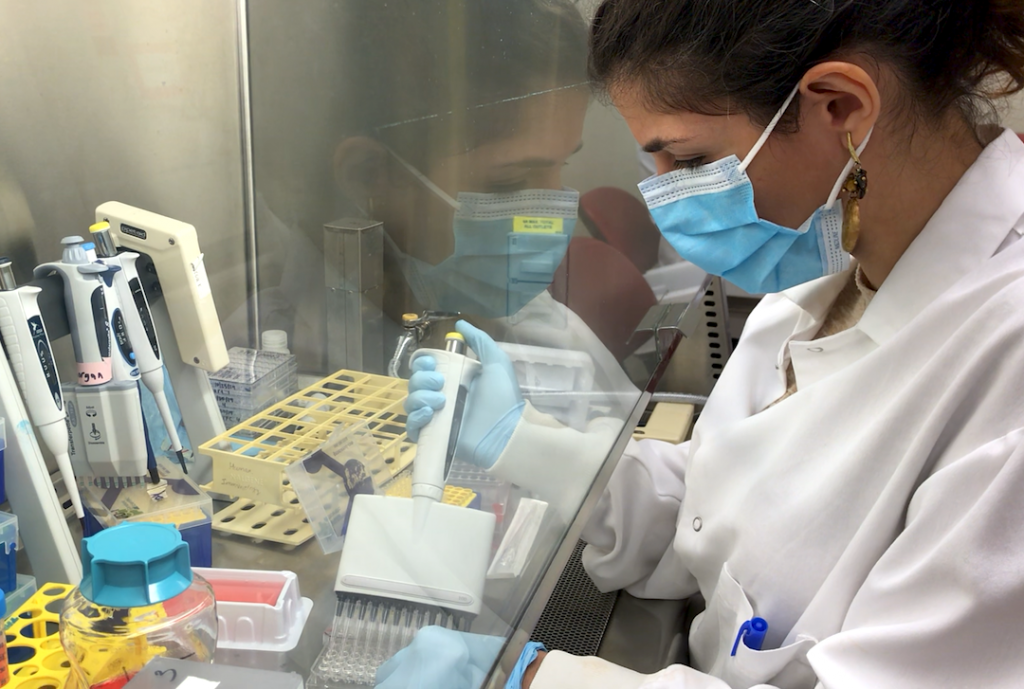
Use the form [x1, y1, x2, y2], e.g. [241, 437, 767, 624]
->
[658, 276, 734, 397]
[597, 594, 691, 674]
[529, 540, 618, 657]
[0, 0, 249, 360]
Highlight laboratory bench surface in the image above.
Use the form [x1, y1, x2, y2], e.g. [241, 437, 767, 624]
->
[40, 502, 690, 685]
[210, 517, 339, 677]
[210, 523, 693, 682]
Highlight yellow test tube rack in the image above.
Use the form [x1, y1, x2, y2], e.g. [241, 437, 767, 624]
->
[3, 582, 74, 689]
[200, 369, 418, 545]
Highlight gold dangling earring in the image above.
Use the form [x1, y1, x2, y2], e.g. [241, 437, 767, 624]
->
[841, 132, 868, 253]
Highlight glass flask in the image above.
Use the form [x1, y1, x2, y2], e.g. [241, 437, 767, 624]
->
[59, 522, 217, 689]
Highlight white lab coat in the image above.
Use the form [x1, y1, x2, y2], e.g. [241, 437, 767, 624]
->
[488, 290, 635, 524]
[527, 128, 1024, 688]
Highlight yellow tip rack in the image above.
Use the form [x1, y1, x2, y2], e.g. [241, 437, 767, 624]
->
[200, 369, 417, 545]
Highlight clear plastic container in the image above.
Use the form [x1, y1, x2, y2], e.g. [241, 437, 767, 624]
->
[59, 522, 218, 689]
[0, 512, 18, 595]
[208, 346, 298, 427]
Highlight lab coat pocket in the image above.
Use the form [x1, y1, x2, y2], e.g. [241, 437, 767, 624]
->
[730, 633, 817, 688]
[692, 565, 817, 689]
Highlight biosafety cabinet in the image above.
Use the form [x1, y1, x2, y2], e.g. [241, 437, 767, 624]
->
[0, 1, 726, 685]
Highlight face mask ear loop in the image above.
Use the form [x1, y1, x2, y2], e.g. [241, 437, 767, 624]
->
[824, 128, 873, 210]
[737, 85, 801, 174]
[381, 143, 462, 211]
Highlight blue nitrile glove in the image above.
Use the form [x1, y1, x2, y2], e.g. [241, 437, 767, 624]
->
[506, 641, 546, 688]
[403, 320, 524, 468]
[404, 355, 447, 442]
[375, 626, 504, 689]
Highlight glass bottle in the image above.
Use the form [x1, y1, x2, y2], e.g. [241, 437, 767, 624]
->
[59, 522, 217, 689]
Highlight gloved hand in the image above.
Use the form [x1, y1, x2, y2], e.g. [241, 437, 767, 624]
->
[403, 320, 524, 468]
[375, 626, 504, 689]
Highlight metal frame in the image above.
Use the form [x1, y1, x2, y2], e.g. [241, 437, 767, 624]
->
[483, 387, 654, 687]
[656, 276, 734, 398]
[482, 317, 690, 686]
[236, 0, 260, 348]
[480, 278, 733, 684]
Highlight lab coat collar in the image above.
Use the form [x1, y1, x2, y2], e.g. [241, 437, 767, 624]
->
[856, 128, 1024, 344]
[781, 128, 1024, 345]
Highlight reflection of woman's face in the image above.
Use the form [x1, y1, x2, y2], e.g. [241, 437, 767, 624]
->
[382, 87, 589, 266]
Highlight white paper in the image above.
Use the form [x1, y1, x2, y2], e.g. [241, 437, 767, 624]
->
[177, 677, 220, 689]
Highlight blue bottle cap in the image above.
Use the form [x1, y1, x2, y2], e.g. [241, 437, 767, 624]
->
[80, 522, 193, 607]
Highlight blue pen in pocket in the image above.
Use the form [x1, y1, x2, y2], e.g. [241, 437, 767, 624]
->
[731, 617, 769, 656]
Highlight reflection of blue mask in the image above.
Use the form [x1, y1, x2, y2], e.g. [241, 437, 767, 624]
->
[385, 149, 578, 318]
[638, 87, 871, 294]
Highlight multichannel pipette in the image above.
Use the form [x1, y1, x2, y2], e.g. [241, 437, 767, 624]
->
[324, 333, 495, 684]
[89, 221, 189, 474]
[0, 259, 86, 525]
[409, 332, 481, 533]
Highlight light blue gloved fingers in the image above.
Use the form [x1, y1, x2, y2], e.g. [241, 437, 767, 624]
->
[455, 320, 503, 362]
[404, 389, 447, 442]
[375, 627, 467, 688]
[505, 641, 547, 689]
[455, 320, 522, 405]
[469, 403, 524, 468]
[374, 626, 499, 689]
[404, 389, 447, 413]
[405, 356, 447, 442]
[411, 354, 438, 374]
[404, 407, 434, 442]
[409, 369, 446, 393]
[462, 633, 505, 669]
[451, 320, 524, 468]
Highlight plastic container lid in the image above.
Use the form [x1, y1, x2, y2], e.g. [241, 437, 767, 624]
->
[80, 522, 193, 607]
[261, 330, 290, 354]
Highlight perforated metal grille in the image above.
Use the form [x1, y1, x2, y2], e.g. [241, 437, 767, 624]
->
[530, 540, 618, 656]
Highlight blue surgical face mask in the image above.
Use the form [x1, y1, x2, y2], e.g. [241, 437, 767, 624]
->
[383, 148, 578, 319]
[638, 87, 872, 294]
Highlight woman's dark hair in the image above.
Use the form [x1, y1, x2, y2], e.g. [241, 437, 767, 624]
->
[589, 0, 1024, 129]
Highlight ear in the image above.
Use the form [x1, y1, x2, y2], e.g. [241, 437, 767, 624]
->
[798, 61, 881, 149]
[333, 136, 390, 201]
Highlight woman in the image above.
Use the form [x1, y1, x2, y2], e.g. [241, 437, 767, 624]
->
[391, 0, 1024, 687]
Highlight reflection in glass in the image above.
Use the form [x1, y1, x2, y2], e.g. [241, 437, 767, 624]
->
[245, 1, 658, 686]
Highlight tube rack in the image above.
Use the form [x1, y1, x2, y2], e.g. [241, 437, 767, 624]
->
[3, 582, 74, 688]
[199, 370, 416, 546]
[200, 370, 415, 507]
